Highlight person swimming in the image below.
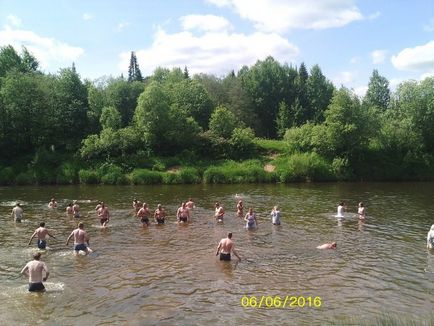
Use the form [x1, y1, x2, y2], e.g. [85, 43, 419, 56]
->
[317, 242, 337, 249]
[427, 225, 434, 249]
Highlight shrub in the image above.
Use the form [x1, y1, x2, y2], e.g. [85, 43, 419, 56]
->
[129, 169, 162, 185]
[0, 167, 15, 185]
[203, 160, 268, 183]
[15, 171, 35, 185]
[178, 167, 201, 184]
[79, 169, 100, 184]
[57, 162, 78, 184]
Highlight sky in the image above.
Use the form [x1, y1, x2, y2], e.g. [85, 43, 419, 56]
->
[1, 0, 434, 95]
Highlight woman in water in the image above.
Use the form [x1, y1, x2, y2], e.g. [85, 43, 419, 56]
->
[244, 207, 257, 230]
[271, 206, 281, 225]
[358, 202, 366, 220]
[336, 202, 345, 219]
[236, 200, 244, 218]
[427, 225, 434, 249]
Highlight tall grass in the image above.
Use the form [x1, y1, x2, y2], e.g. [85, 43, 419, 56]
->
[255, 138, 287, 154]
[203, 160, 274, 184]
[129, 169, 163, 185]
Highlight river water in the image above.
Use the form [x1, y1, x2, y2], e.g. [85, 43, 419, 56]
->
[1, 183, 434, 325]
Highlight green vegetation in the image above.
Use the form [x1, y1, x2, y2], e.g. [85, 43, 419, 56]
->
[1, 45, 434, 185]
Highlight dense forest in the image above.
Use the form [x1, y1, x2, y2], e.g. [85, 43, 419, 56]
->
[0, 45, 433, 185]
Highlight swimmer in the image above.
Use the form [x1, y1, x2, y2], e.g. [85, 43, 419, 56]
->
[317, 242, 337, 249]
[336, 202, 345, 219]
[11, 202, 23, 223]
[236, 200, 244, 218]
[427, 225, 434, 249]
[177, 202, 190, 223]
[215, 202, 224, 222]
[72, 200, 80, 218]
[28, 222, 56, 249]
[66, 202, 73, 214]
[48, 198, 58, 209]
[95, 201, 102, 212]
[154, 204, 166, 224]
[66, 222, 91, 255]
[271, 206, 281, 225]
[216, 232, 241, 261]
[244, 207, 257, 229]
[21, 252, 49, 292]
[358, 202, 366, 220]
[186, 198, 195, 210]
[97, 202, 110, 227]
[137, 202, 151, 227]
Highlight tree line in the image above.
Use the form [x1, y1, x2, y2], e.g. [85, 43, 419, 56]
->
[0, 45, 433, 184]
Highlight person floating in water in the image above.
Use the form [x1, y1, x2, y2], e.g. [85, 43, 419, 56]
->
[97, 202, 110, 227]
[28, 222, 56, 249]
[317, 242, 337, 249]
[177, 202, 190, 223]
[244, 207, 257, 229]
[271, 206, 281, 225]
[216, 232, 241, 261]
[137, 202, 151, 227]
[336, 202, 345, 219]
[21, 252, 50, 292]
[154, 204, 166, 224]
[48, 198, 57, 209]
[358, 202, 366, 220]
[427, 225, 434, 249]
[66, 222, 91, 255]
[11, 202, 23, 223]
[236, 200, 244, 218]
[215, 202, 224, 222]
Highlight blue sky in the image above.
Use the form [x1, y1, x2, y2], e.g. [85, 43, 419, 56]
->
[1, 0, 434, 95]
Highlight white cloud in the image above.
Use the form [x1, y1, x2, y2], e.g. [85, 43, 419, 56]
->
[353, 85, 368, 97]
[0, 26, 84, 69]
[118, 27, 299, 76]
[118, 22, 130, 30]
[6, 14, 21, 28]
[206, 0, 364, 32]
[82, 13, 93, 21]
[333, 70, 358, 85]
[371, 49, 387, 64]
[180, 15, 232, 32]
[391, 40, 434, 72]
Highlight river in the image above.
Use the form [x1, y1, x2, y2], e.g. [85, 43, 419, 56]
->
[1, 182, 434, 325]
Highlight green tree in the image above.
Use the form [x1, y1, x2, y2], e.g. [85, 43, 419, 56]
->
[0, 45, 39, 77]
[364, 69, 390, 110]
[100, 106, 121, 130]
[208, 105, 238, 139]
[307, 65, 334, 123]
[127, 51, 143, 82]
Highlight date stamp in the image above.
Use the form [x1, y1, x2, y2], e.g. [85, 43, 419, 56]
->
[240, 295, 322, 309]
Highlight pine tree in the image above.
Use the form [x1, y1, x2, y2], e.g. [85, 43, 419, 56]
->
[127, 51, 143, 82]
[183, 66, 189, 79]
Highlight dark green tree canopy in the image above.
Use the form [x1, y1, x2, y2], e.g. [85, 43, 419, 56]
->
[128, 51, 143, 82]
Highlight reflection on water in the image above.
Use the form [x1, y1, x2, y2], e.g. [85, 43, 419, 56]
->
[1, 183, 434, 324]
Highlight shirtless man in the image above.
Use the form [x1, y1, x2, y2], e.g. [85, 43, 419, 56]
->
[216, 232, 241, 261]
[317, 242, 337, 249]
[154, 204, 166, 224]
[66, 222, 91, 255]
[28, 222, 56, 249]
[97, 202, 110, 227]
[137, 202, 151, 227]
[11, 202, 23, 223]
[177, 202, 190, 223]
[215, 202, 224, 222]
[95, 201, 102, 212]
[66, 202, 73, 214]
[133, 199, 142, 214]
[72, 200, 80, 218]
[48, 198, 57, 209]
[21, 252, 49, 292]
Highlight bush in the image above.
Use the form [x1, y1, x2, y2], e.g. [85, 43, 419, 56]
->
[203, 160, 268, 183]
[15, 171, 35, 185]
[79, 169, 100, 184]
[276, 152, 334, 182]
[178, 167, 201, 184]
[129, 169, 163, 185]
[0, 167, 15, 185]
[57, 162, 78, 184]
[97, 163, 127, 185]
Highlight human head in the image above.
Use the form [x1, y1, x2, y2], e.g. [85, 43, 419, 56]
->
[157, 204, 162, 209]
[248, 207, 253, 213]
[143, 202, 147, 208]
[431, 224, 434, 231]
[274, 205, 279, 210]
[133, 198, 137, 203]
[227, 232, 233, 239]
[188, 198, 192, 201]
[182, 202, 186, 208]
[78, 222, 84, 229]
[68, 202, 72, 207]
[33, 252, 41, 260]
[215, 202, 220, 208]
[331, 242, 337, 248]
[16, 202, 21, 207]
[359, 202, 364, 207]
[40, 222, 45, 227]
[51, 198, 55, 202]
[339, 202, 344, 206]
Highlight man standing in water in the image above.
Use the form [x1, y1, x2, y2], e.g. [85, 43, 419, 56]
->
[21, 252, 49, 292]
[66, 222, 91, 255]
[72, 200, 80, 218]
[97, 202, 110, 227]
[137, 202, 151, 227]
[154, 204, 166, 224]
[11, 202, 23, 223]
[177, 202, 190, 223]
[48, 198, 57, 208]
[216, 232, 241, 261]
[28, 222, 56, 249]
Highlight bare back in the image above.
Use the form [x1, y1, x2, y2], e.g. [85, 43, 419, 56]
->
[72, 228, 87, 244]
[219, 238, 234, 253]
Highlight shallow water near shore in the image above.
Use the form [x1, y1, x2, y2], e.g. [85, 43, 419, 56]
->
[1, 182, 434, 325]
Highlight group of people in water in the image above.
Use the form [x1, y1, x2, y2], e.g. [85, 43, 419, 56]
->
[12, 195, 376, 293]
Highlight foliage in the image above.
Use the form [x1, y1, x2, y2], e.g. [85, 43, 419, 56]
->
[100, 106, 122, 130]
[129, 169, 163, 185]
[203, 160, 271, 184]
[0, 166, 15, 185]
[208, 105, 238, 139]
